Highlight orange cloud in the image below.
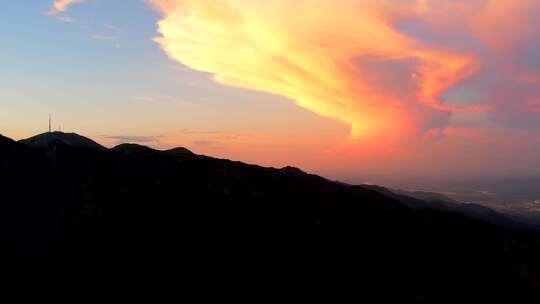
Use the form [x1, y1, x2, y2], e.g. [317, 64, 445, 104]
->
[148, 0, 476, 142]
[48, 0, 84, 15]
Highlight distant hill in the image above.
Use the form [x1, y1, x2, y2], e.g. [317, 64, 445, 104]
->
[393, 189, 461, 204]
[363, 185, 528, 229]
[19, 131, 106, 150]
[3, 133, 540, 303]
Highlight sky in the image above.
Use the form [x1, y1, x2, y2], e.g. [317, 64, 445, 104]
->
[2, 0, 540, 186]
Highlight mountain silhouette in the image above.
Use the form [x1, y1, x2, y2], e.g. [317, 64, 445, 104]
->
[2, 133, 540, 303]
[19, 131, 106, 150]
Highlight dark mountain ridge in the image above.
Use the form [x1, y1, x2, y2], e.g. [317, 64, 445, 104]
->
[0, 134, 15, 144]
[2, 133, 540, 303]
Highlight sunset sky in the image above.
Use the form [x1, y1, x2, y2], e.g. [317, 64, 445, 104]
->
[2, 0, 540, 185]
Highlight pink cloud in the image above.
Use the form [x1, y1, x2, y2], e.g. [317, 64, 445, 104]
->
[48, 0, 84, 15]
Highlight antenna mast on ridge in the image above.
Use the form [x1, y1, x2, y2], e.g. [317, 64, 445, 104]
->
[49, 114, 52, 133]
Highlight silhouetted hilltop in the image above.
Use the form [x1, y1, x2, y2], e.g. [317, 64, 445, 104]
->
[112, 143, 162, 155]
[3, 133, 540, 303]
[19, 131, 106, 151]
[280, 165, 307, 175]
[164, 146, 194, 156]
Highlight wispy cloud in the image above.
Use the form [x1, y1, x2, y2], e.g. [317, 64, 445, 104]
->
[56, 15, 73, 23]
[104, 23, 123, 33]
[47, 1, 121, 48]
[90, 34, 115, 41]
[101, 135, 164, 145]
[193, 140, 219, 147]
[133, 96, 196, 108]
[179, 129, 220, 135]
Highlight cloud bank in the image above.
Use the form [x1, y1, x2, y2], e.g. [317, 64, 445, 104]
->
[147, 0, 540, 143]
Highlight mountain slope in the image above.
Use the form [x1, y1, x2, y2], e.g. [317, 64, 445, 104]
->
[2, 133, 540, 302]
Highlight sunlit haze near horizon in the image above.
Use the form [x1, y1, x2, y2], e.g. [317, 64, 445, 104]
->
[3, 0, 540, 190]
